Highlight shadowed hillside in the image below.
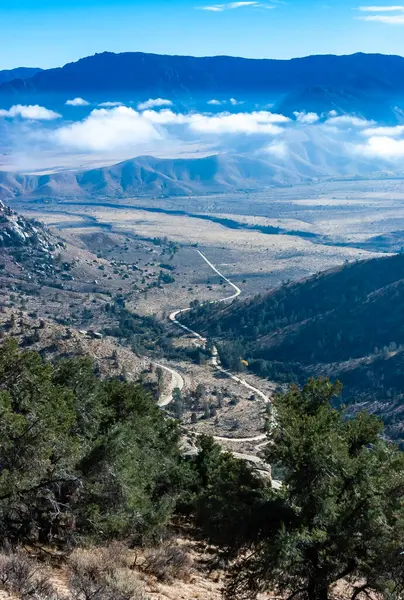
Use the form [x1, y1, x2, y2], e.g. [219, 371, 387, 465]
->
[0, 67, 41, 85]
[183, 253, 404, 443]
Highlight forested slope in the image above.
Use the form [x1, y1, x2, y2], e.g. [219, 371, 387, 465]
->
[183, 253, 404, 441]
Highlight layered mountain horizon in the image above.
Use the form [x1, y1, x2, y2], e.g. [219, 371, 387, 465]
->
[1, 50, 404, 194]
[2, 50, 404, 120]
[1, 150, 401, 202]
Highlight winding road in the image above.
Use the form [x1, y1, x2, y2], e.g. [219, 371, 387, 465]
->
[160, 249, 271, 445]
[154, 362, 185, 408]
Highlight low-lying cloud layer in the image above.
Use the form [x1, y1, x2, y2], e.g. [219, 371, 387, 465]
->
[2, 99, 404, 175]
[52, 106, 162, 151]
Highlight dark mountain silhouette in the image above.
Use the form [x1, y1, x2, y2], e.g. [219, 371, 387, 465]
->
[1, 52, 404, 118]
[277, 84, 396, 121]
[0, 67, 42, 86]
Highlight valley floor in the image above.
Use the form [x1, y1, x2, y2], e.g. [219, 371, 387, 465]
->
[4, 179, 404, 452]
[13, 177, 401, 309]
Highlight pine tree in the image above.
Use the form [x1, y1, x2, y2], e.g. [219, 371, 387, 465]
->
[225, 378, 404, 600]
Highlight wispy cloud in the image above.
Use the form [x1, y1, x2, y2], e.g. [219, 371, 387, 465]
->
[360, 13, 404, 21]
[98, 101, 124, 107]
[326, 115, 374, 127]
[198, 2, 275, 12]
[358, 5, 404, 10]
[357, 5, 404, 22]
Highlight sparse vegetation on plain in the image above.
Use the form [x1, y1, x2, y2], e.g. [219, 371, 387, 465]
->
[1, 190, 404, 600]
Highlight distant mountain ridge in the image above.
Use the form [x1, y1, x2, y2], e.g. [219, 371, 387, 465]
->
[0, 67, 42, 86]
[0, 146, 397, 201]
[2, 52, 404, 119]
[0, 155, 269, 199]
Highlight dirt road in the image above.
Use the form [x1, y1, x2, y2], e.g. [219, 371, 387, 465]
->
[165, 250, 272, 444]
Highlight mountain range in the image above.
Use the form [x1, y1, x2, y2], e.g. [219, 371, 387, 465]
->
[0, 67, 42, 86]
[2, 52, 404, 120]
[0, 136, 400, 201]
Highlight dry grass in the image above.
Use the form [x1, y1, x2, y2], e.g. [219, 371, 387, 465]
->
[0, 545, 147, 600]
[0, 549, 63, 600]
[143, 543, 193, 584]
[68, 545, 145, 600]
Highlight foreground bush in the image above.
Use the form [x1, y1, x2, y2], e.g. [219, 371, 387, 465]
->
[0, 341, 184, 547]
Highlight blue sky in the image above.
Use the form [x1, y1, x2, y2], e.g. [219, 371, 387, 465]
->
[1, 0, 404, 69]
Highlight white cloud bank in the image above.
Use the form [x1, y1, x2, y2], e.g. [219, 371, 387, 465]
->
[46, 107, 291, 153]
[0, 104, 61, 120]
[187, 110, 288, 134]
[133, 108, 289, 133]
[66, 97, 90, 107]
[137, 98, 173, 111]
[52, 106, 162, 151]
[13, 100, 404, 177]
[361, 125, 404, 137]
[355, 135, 404, 158]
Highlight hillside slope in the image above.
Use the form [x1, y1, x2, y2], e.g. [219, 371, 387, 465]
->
[0, 142, 397, 201]
[183, 253, 404, 442]
[0, 198, 65, 278]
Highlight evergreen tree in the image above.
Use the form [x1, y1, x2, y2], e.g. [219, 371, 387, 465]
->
[0, 341, 183, 547]
[173, 387, 184, 420]
[225, 379, 404, 600]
